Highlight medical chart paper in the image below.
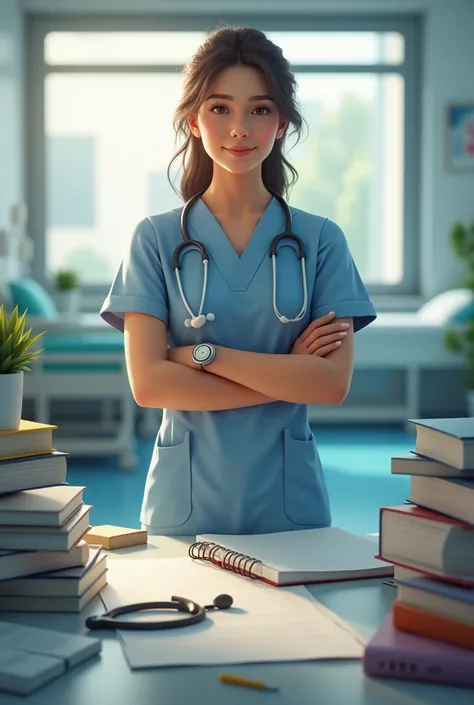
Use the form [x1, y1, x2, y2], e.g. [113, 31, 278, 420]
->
[99, 557, 365, 669]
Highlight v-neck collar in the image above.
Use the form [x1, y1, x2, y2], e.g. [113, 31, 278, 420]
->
[187, 196, 286, 291]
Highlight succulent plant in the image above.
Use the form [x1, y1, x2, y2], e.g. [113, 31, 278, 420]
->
[0, 304, 45, 374]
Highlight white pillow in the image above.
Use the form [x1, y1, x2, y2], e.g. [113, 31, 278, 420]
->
[417, 288, 474, 324]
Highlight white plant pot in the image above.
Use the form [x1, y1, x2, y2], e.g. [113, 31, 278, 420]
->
[55, 288, 81, 318]
[0, 371, 24, 430]
[467, 389, 474, 417]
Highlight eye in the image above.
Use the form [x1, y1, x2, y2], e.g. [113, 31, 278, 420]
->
[253, 106, 271, 116]
[210, 105, 229, 114]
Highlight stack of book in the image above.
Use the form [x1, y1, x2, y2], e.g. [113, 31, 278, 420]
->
[0, 419, 107, 612]
[364, 417, 474, 686]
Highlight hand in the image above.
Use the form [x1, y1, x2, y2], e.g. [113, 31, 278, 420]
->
[291, 312, 350, 357]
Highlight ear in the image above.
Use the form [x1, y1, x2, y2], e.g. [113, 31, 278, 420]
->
[188, 115, 201, 138]
[276, 118, 289, 140]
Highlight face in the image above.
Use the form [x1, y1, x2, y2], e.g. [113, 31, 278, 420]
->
[188, 64, 288, 176]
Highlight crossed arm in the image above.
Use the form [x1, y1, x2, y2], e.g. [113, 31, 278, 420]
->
[124, 312, 354, 411]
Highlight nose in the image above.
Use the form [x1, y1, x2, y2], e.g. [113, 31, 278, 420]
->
[230, 121, 249, 139]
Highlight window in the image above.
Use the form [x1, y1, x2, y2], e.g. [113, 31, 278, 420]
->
[27, 16, 420, 295]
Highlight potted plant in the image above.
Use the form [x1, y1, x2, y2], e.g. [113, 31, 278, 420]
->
[54, 268, 81, 317]
[444, 220, 474, 415]
[0, 304, 44, 430]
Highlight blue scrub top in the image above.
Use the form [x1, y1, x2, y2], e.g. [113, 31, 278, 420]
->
[100, 197, 376, 536]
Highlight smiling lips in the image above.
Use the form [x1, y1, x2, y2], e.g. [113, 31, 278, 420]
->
[224, 146, 256, 156]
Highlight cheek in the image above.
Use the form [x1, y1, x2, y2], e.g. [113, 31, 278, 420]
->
[199, 116, 223, 144]
[255, 119, 279, 144]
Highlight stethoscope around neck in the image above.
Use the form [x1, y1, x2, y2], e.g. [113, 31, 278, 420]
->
[172, 190, 308, 329]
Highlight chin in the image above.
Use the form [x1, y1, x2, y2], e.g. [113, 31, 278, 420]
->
[219, 158, 263, 176]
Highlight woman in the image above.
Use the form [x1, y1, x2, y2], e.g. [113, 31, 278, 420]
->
[100, 26, 376, 536]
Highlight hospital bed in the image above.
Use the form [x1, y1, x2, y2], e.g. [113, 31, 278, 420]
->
[308, 311, 465, 424]
[24, 314, 139, 470]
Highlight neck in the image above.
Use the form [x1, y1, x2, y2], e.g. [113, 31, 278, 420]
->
[202, 166, 272, 217]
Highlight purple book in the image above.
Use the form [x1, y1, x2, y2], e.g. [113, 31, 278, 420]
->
[364, 613, 474, 687]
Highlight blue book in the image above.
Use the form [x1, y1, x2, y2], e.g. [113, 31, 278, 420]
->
[398, 575, 474, 604]
[408, 417, 474, 470]
[396, 575, 474, 627]
[0, 452, 68, 496]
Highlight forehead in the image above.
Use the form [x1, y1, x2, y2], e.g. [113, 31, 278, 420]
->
[207, 64, 269, 96]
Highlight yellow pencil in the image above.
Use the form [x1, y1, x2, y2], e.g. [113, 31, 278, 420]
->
[219, 673, 279, 692]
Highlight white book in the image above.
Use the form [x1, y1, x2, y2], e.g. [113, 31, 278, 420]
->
[0, 504, 92, 551]
[0, 647, 65, 696]
[0, 485, 85, 526]
[0, 621, 101, 695]
[0, 568, 107, 612]
[0, 539, 89, 582]
[0, 547, 104, 597]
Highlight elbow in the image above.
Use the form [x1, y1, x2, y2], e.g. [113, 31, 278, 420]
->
[129, 372, 160, 408]
[131, 386, 152, 408]
[307, 378, 351, 406]
[332, 385, 350, 405]
[127, 359, 169, 408]
[134, 394, 151, 408]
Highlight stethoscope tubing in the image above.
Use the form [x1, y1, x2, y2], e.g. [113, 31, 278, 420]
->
[173, 190, 308, 328]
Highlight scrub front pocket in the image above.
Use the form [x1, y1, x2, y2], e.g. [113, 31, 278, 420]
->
[140, 431, 192, 528]
[283, 428, 331, 526]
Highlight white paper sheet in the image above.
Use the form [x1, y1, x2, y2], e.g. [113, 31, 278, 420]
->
[99, 557, 365, 669]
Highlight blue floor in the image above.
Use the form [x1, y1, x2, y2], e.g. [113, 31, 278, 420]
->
[65, 426, 414, 536]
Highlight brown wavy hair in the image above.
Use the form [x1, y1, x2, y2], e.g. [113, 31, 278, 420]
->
[167, 26, 305, 201]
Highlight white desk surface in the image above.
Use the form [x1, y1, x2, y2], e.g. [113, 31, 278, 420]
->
[1, 535, 472, 705]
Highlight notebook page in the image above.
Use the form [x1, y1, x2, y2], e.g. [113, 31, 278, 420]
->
[197, 527, 384, 576]
[100, 557, 365, 669]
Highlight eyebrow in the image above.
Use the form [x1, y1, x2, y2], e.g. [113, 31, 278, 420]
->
[205, 93, 274, 102]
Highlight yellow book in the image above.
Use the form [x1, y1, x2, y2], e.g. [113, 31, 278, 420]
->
[0, 420, 57, 460]
[84, 525, 147, 550]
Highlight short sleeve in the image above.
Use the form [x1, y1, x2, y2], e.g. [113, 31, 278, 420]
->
[311, 219, 376, 333]
[100, 217, 168, 332]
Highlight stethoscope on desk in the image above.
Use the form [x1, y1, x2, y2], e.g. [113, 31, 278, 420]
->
[173, 189, 308, 328]
[85, 593, 234, 631]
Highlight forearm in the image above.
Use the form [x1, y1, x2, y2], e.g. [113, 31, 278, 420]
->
[136, 359, 276, 411]
[208, 347, 347, 405]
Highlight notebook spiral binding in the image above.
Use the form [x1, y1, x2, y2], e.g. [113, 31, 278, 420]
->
[188, 541, 263, 579]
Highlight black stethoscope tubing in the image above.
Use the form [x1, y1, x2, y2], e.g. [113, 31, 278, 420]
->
[85, 593, 233, 631]
[172, 189, 306, 271]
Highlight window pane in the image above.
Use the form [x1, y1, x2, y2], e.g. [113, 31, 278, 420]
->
[45, 73, 183, 284]
[44, 71, 404, 287]
[287, 73, 404, 285]
[45, 31, 206, 65]
[266, 31, 404, 64]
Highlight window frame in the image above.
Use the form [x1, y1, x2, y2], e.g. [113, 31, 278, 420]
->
[25, 12, 422, 298]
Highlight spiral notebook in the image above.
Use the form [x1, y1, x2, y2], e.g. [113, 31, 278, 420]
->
[189, 527, 393, 587]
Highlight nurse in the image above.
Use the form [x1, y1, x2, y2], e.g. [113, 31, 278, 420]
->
[100, 26, 376, 536]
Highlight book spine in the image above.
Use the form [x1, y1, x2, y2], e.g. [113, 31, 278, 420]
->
[393, 601, 474, 651]
[363, 645, 474, 686]
[188, 541, 263, 579]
